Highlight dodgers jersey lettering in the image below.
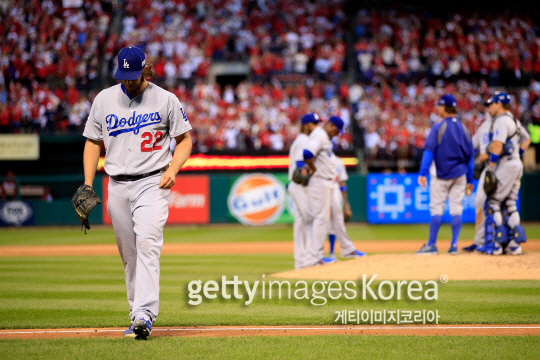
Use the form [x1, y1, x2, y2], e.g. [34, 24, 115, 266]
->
[288, 133, 309, 181]
[305, 126, 335, 180]
[83, 82, 192, 176]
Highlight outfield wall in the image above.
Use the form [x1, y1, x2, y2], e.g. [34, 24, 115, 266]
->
[1, 173, 538, 226]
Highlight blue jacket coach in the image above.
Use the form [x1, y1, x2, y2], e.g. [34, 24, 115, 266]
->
[416, 94, 474, 255]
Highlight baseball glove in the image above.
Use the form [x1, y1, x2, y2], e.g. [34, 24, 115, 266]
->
[343, 202, 352, 222]
[473, 161, 486, 180]
[292, 167, 310, 186]
[72, 184, 101, 232]
[483, 168, 498, 196]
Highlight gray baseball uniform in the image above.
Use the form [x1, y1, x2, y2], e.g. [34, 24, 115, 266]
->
[303, 126, 336, 266]
[83, 82, 191, 324]
[488, 112, 522, 227]
[473, 114, 530, 245]
[329, 154, 356, 256]
[288, 133, 311, 269]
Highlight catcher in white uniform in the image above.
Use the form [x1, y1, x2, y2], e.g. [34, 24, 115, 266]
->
[82, 46, 192, 339]
[463, 103, 530, 253]
[478, 92, 528, 255]
[288, 113, 320, 269]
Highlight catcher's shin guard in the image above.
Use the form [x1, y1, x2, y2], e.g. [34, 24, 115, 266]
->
[496, 225, 508, 245]
[484, 206, 497, 255]
[513, 225, 527, 243]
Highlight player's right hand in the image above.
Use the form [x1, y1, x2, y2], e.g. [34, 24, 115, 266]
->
[466, 183, 474, 196]
[418, 176, 428, 189]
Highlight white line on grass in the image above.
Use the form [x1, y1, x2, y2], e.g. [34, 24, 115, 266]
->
[1, 326, 540, 335]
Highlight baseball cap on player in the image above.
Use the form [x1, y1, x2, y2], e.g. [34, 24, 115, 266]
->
[328, 116, 344, 134]
[301, 113, 320, 124]
[485, 92, 511, 106]
[115, 46, 146, 81]
[437, 94, 457, 107]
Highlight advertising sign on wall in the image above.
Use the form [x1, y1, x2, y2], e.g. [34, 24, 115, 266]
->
[102, 175, 209, 225]
[227, 173, 287, 226]
[367, 174, 477, 224]
[0, 201, 34, 226]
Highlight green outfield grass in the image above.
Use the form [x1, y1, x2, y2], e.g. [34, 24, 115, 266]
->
[1, 225, 539, 359]
[2, 223, 540, 246]
[2, 336, 540, 360]
[1, 254, 540, 329]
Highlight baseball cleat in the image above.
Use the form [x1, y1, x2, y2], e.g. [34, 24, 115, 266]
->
[506, 240, 522, 255]
[133, 318, 152, 340]
[492, 242, 504, 256]
[343, 250, 367, 258]
[462, 243, 478, 252]
[123, 323, 135, 338]
[416, 244, 438, 255]
[321, 256, 337, 264]
[448, 246, 458, 255]
[474, 244, 487, 254]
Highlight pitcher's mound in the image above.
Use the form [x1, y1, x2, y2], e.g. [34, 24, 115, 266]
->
[271, 253, 540, 281]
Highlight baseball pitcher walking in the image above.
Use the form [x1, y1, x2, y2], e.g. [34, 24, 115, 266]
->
[81, 46, 192, 339]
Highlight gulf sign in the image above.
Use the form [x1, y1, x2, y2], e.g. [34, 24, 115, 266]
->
[227, 173, 286, 226]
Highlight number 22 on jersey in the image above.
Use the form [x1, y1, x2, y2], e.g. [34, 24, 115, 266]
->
[141, 131, 163, 152]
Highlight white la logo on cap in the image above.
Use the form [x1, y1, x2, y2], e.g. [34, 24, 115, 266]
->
[123, 59, 129, 68]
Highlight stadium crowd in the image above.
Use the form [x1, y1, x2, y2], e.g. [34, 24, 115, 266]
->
[1, 0, 540, 166]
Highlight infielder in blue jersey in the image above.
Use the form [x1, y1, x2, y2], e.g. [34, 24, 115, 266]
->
[417, 94, 474, 255]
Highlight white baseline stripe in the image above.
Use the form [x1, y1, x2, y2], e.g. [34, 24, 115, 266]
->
[1, 326, 540, 335]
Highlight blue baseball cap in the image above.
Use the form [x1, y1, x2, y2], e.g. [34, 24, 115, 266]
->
[485, 92, 511, 106]
[115, 46, 146, 81]
[328, 116, 344, 134]
[301, 113, 320, 124]
[437, 94, 457, 107]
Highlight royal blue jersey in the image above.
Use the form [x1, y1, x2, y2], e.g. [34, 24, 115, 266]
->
[422, 117, 474, 180]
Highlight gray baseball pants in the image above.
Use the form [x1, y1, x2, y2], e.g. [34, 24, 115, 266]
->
[429, 175, 467, 216]
[108, 173, 169, 324]
[288, 182, 312, 269]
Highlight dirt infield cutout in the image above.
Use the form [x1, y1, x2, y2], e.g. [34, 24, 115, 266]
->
[1, 325, 540, 339]
[1, 240, 539, 257]
[272, 253, 540, 281]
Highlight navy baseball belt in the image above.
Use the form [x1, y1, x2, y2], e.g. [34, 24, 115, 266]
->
[111, 169, 161, 182]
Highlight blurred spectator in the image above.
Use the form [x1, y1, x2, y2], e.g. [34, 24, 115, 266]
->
[1, 170, 17, 200]
[0, 0, 112, 134]
[2, 0, 540, 172]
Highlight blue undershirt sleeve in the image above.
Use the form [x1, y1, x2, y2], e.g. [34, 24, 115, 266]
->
[303, 149, 314, 160]
[419, 150, 434, 177]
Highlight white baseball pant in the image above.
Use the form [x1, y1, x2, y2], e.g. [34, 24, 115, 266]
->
[329, 184, 356, 256]
[107, 173, 169, 323]
[429, 175, 466, 216]
[288, 182, 312, 269]
[304, 176, 333, 266]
